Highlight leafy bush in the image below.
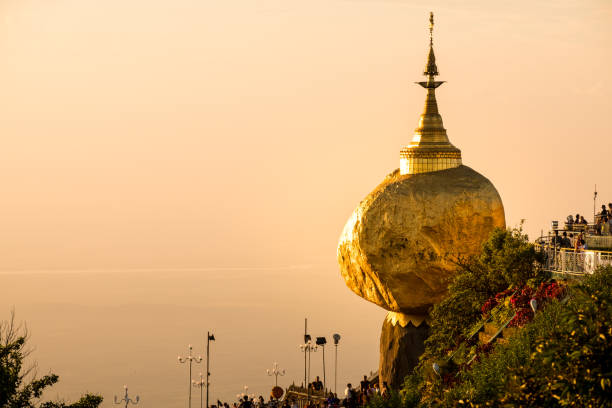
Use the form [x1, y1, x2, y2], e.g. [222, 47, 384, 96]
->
[389, 267, 612, 407]
[501, 266, 612, 406]
[369, 225, 611, 408]
[422, 227, 546, 361]
[0, 312, 102, 408]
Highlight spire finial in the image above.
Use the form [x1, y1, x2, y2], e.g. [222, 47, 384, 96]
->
[429, 12, 434, 45]
[423, 12, 439, 78]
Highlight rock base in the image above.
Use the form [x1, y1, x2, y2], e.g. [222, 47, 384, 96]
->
[379, 312, 429, 389]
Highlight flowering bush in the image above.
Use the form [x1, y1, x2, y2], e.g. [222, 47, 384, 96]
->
[507, 282, 565, 327]
[481, 282, 566, 328]
[481, 288, 513, 315]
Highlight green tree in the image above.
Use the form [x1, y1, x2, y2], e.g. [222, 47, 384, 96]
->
[502, 266, 612, 406]
[390, 267, 612, 407]
[0, 311, 102, 408]
[423, 227, 546, 361]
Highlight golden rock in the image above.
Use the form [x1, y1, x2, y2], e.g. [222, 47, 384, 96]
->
[337, 165, 505, 317]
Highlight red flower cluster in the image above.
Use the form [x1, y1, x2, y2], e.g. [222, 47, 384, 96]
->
[481, 288, 514, 315]
[507, 282, 565, 327]
[537, 281, 564, 300]
[481, 282, 566, 327]
[509, 308, 532, 327]
[509, 286, 533, 308]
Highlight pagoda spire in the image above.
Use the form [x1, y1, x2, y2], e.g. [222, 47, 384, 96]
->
[399, 12, 462, 175]
[424, 11, 438, 78]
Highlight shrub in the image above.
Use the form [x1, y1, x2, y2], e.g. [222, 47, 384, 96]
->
[422, 227, 546, 361]
[0, 311, 103, 408]
[373, 226, 610, 408]
[394, 266, 612, 407]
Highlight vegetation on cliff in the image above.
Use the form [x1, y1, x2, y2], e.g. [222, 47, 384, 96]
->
[0, 312, 103, 408]
[368, 228, 612, 407]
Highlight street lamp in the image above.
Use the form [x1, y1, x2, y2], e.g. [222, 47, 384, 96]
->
[333, 334, 341, 395]
[206, 332, 215, 408]
[114, 385, 139, 408]
[299, 339, 317, 399]
[179, 344, 203, 408]
[237, 385, 255, 401]
[267, 362, 286, 387]
[316, 337, 327, 391]
[193, 372, 206, 408]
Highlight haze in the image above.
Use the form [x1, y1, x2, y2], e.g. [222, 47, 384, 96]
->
[0, 0, 610, 406]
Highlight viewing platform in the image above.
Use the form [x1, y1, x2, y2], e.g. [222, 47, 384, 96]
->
[536, 244, 612, 277]
[536, 210, 612, 277]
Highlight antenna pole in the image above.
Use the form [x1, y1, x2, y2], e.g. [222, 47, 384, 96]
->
[594, 184, 598, 221]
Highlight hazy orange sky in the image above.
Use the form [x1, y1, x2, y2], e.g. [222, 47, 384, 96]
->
[0, 0, 610, 271]
[0, 1, 611, 406]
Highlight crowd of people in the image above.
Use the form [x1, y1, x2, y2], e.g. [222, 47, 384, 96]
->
[565, 213, 589, 227]
[565, 203, 612, 236]
[340, 376, 389, 408]
[216, 375, 388, 408]
[552, 230, 585, 251]
[593, 203, 612, 236]
[555, 203, 612, 251]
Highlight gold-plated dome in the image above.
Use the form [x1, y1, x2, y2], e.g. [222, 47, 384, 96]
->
[400, 12, 462, 175]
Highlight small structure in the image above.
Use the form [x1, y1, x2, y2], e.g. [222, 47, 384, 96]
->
[537, 220, 612, 277]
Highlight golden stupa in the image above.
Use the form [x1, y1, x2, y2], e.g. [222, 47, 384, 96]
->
[337, 13, 506, 387]
[399, 12, 462, 176]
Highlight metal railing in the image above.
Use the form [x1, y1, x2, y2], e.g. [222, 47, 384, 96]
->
[537, 244, 612, 276]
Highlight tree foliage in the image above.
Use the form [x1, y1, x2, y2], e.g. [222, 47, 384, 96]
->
[366, 228, 611, 407]
[0, 311, 102, 408]
[423, 227, 546, 361]
[501, 266, 612, 406]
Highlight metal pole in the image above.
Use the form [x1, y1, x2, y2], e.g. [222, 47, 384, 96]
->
[334, 344, 338, 395]
[308, 347, 311, 388]
[594, 184, 597, 222]
[206, 333, 210, 408]
[179, 345, 202, 408]
[304, 319, 307, 390]
[322, 345, 326, 392]
[189, 356, 193, 408]
[307, 346, 311, 400]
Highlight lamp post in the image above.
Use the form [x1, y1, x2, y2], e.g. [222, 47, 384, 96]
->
[206, 332, 215, 408]
[267, 362, 286, 387]
[299, 339, 317, 400]
[594, 185, 598, 221]
[316, 337, 327, 391]
[333, 334, 341, 395]
[114, 385, 139, 408]
[193, 373, 206, 408]
[179, 344, 203, 408]
[302, 319, 308, 388]
[237, 385, 255, 401]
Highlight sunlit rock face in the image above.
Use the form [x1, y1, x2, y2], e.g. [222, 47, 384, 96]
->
[337, 165, 505, 318]
[379, 317, 429, 389]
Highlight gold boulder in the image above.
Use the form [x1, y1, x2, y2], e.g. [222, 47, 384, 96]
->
[337, 165, 505, 318]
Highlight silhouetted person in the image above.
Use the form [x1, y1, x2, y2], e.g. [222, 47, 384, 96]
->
[381, 382, 390, 399]
[360, 376, 370, 393]
[344, 384, 357, 408]
[240, 396, 253, 408]
[561, 232, 571, 248]
[312, 376, 324, 392]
